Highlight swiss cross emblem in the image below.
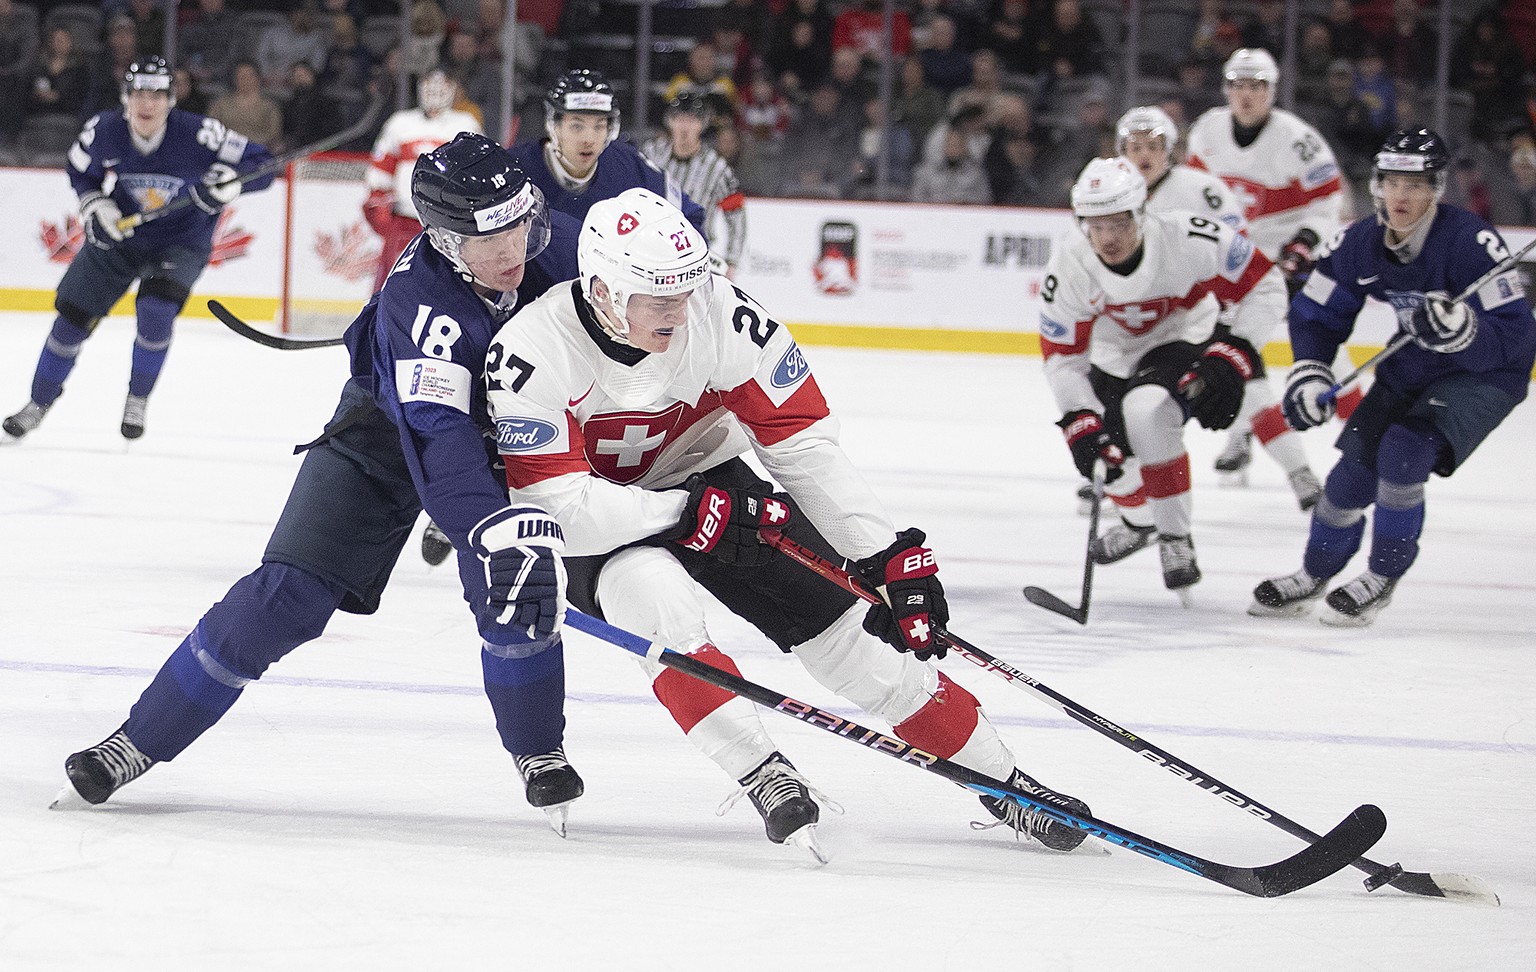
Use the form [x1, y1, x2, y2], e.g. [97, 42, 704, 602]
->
[905, 617, 930, 644]
[761, 498, 789, 525]
[1105, 298, 1173, 336]
[583, 402, 688, 484]
[617, 213, 639, 234]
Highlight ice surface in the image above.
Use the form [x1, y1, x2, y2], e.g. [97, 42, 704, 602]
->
[2, 311, 1532, 970]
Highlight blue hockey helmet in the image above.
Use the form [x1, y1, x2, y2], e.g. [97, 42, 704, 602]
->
[411, 133, 551, 284]
[122, 56, 175, 105]
[1370, 128, 1450, 221]
[544, 68, 621, 146]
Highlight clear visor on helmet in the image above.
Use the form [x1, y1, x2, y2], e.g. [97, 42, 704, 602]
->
[426, 185, 552, 288]
[592, 261, 714, 345]
[125, 73, 172, 94]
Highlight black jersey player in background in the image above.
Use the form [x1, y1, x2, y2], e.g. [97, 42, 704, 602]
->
[3, 57, 275, 442]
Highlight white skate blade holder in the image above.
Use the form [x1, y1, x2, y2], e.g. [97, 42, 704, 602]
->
[49, 783, 93, 811]
[785, 823, 829, 865]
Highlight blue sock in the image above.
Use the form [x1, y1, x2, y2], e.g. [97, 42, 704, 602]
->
[1304, 516, 1365, 580]
[482, 638, 567, 756]
[30, 316, 91, 406]
[1370, 483, 1426, 578]
[128, 295, 178, 398]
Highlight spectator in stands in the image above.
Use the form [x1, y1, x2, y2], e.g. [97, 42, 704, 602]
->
[0, 0, 40, 138]
[715, 121, 773, 199]
[1375, 0, 1437, 87]
[209, 61, 284, 149]
[779, 82, 860, 198]
[834, 0, 912, 62]
[717, 0, 769, 61]
[172, 67, 210, 116]
[918, 15, 973, 96]
[911, 126, 990, 203]
[949, 48, 1006, 117]
[28, 27, 88, 123]
[1294, 18, 1337, 107]
[1353, 44, 1397, 134]
[1311, 59, 1381, 187]
[283, 62, 340, 154]
[256, 3, 331, 98]
[321, 15, 375, 95]
[1039, 83, 1114, 201]
[1032, 0, 1106, 81]
[1172, 57, 1223, 119]
[1325, 0, 1368, 59]
[1192, 0, 1243, 66]
[665, 42, 739, 121]
[442, 27, 500, 128]
[849, 96, 916, 198]
[827, 47, 876, 116]
[983, 0, 1034, 77]
[1495, 136, 1536, 227]
[737, 69, 792, 145]
[895, 53, 946, 152]
[181, 0, 241, 91]
[83, 17, 142, 119]
[982, 92, 1043, 204]
[709, 17, 756, 93]
[1448, 155, 1493, 222]
[920, 100, 991, 167]
[1453, 10, 1528, 141]
[1241, 0, 1287, 59]
[406, 0, 448, 76]
[766, 0, 834, 93]
[125, 0, 166, 58]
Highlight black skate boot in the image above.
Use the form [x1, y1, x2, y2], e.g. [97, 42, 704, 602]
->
[978, 769, 1091, 852]
[1321, 571, 1398, 628]
[421, 519, 453, 566]
[3, 400, 49, 439]
[1159, 534, 1201, 597]
[513, 748, 584, 837]
[120, 394, 148, 440]
[730, 752, 826, 861]
[1215, 430, 1252, 477]
[1288, 468, 1323, 511]
[52, 729, 155, 808]
[1089, 520, 1156, 565]
[1250, 568, 1326, 617]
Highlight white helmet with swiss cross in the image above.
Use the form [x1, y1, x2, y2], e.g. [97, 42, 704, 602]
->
[578, 187, 712, 343]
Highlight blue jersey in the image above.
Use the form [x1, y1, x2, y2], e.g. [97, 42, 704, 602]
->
[1291, 204, 1536, 400]
[342, 209, 581, 549]
[67, 109, 275, 251]
[509, 137, 708, 235]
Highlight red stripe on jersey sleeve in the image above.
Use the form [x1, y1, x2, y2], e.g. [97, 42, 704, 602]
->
[1228, 174, 1343, 219]
[1040, 320, 1094, 359]
[721, 374, 831, 446]
[502, 413, 590, 490]
[1202, 244, 1276, 305]
[1186, 154, 1209, 172]
[719, 191, 746, 212]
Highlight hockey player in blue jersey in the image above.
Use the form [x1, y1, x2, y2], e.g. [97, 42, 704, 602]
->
[1251, 129, 1536, 626]
[3, 57, 275, 442]
[510, 68, 707, 235]
[52, 134, 589, 834]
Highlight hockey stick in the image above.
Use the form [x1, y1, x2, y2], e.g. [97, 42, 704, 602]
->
[1022, 461, 1103, 624]
[760, 530, 1497, 904]
[117, 95, 387, 234]
[208, 299, 347, 350]
[563, 608, 1384, 897]
[1318, 235, 1536, 407]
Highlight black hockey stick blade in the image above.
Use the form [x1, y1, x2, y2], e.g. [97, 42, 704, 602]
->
[1022, 585, 1086, 624]
[1202, 804, 1387, 898]
[208, 300, 346, 350]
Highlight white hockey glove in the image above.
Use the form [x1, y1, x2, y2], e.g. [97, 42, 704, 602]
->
[190, 163, 241, 215]
[1407, 291, 1477, 354]
[80, 192, 130, 249]
[1281, 360, 1336, 431]
[468, 506, 568, 645]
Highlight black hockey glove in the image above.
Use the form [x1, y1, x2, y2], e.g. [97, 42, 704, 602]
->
[190, 163, 242, 216]
[80, 192, 130, 249]
[854, 528, 948, 660]
[1057, 409, 1125, 484]
[468, 506, 567, 645]
[1178, 335, 1260, 430]
[1278, 230, 1320, 296]
[1281, 360, 1336, 431]
[667, 473, 791, 567]
[1407, 291, 1478, 354]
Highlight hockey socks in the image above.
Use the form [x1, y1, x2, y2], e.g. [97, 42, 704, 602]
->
[652, 644, 776, 780]
[128, 294, 178, 398]
[482, 638, 568, 757]
[30, 315, 91, 406]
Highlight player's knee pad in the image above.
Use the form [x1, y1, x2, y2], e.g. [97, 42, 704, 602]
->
[208, 563, 346, 677]
[53, 299, 100, 335]
[138, 275, 191, 313]
[134, 293, 179, 347]
[1120, 384, 1186, 464]
[792, 605, 937, 723]
[595, 546, 711, 678]
[1376, 421, 1444, 487]
[1323, 457, 1376, 512]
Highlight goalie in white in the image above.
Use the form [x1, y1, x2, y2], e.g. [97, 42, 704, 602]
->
[1039, 158, 1290, 599]
[484, 188, 1093, 858]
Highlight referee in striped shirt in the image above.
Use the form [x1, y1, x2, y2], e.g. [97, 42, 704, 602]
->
[641, 91, 748, 277]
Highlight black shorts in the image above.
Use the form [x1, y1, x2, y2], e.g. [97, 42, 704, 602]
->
[564, 458, 860, 652]
[1338, 373, 1522, 477]
[1089, 341, 1204, 453]
[56, 241, 210, 319]
[262, 377, 425, 615]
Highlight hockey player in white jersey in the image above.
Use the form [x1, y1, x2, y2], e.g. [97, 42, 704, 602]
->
[1120, 104, 1321, 509]
[485, 188, 1091, 858]
[1187, 47, 1358, 482]
[1039, 158, 1290, 597]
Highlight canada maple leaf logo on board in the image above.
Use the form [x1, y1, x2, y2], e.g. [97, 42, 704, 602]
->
[208, 209, 253, 267]
[38, 214, 85, 263]
[315, 220, 380, 281]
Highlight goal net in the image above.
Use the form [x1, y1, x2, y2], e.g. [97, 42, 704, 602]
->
[281, 151, 380, 336]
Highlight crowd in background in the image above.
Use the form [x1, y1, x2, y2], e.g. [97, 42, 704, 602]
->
[2, 0, 1536, 225]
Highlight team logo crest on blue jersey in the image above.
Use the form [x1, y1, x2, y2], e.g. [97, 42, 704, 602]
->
[771, 343, 810, 389]
[496, 417, 561, 452]
[1383, 289, 1428, 329]
[119, 174, 186, 212]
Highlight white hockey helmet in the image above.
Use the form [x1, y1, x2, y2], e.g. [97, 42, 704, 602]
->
[1071, 157, 1148, 220]
[1115, 105, 1178, 158]
[1223, 48, 1280, 87]
[578, 188, 712, 343]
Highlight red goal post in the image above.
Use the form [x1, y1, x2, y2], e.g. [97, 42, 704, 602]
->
[280, 150, 380, 335]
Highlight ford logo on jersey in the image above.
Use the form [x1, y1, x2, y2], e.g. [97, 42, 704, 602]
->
[1038, 316, 1067, 340]
[496, 417, 560, 452]
[771, 343, 810, 389]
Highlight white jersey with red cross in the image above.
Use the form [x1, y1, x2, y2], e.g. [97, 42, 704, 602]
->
[1185, 107, 1344, 258]
[366, 107, 483, 217]
[483, 278, 897, 560]
[1037, 208, 1287, 416]
[1147, 164, 1247, 231]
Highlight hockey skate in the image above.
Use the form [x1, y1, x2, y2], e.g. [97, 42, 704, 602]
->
[1249, 568, 1326, 618]
[976, 769, 1091, 852]
[1089, 520, 1156, 565]
[1288, 468, 1323, 511]
[513, 748, 584, 837]
[3, 400, 49, 439]
[121, 394, 148, 440]
[1320, 571, 1398, 628]
[50, 729, 155, 808]
[421, 520, 453, 566]
[722, 752, 828, 863]
[1159, 534, 1200, 605]
[1215, 430, 1252, 485]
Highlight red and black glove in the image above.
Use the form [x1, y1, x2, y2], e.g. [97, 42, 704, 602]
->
[1057, 409, 1125, 483]
[1178, 335, 1261, 430]
[854, 528, 948, 660]
[668, 473, 791, 567]
[363, 188, 395, 236]
[1278, 229, 1320, 295]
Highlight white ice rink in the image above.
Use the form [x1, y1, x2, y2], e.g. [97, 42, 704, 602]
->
[2, 309, 1533, 970]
